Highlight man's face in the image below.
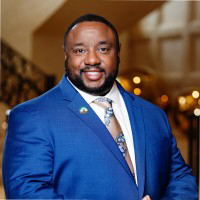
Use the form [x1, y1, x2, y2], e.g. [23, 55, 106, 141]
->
[65, 21, 120, 96]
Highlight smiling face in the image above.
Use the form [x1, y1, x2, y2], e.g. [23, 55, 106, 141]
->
[65, 21, 120, 96]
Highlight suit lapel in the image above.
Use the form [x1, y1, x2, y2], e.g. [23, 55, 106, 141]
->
[118, 83, 146, 199]
[58, 76, 136, 183]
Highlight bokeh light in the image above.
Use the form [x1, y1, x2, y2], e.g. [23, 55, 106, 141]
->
[194, 108, 200, 116]
[2, 122, 8, 130]
[161, 95, 168, 103]
[178, 96, 186, 105]
[133, 76, 141, 84]
[134, 88, 141, 95]
[186, 95, 194, 104]
[192, 91, 199, 99]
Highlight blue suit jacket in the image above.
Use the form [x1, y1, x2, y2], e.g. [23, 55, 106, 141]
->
[3, 75, 198, 199]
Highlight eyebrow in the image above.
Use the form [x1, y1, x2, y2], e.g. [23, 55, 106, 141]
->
[73, 42, 84, 47]
[72, 40, 112, 47]
[99, 41, 111, 45]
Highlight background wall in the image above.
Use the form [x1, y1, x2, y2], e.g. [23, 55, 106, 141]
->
[129, 1, 200, 100]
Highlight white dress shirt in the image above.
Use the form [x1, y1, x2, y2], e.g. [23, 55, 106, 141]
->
[68, 78, 138, 185]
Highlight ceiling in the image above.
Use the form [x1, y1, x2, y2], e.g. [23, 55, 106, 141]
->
[35, 0, 165, 35]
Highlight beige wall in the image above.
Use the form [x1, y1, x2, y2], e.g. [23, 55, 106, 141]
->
[118, 31, 132, 75]
[32, 34, 65, 81]
[1, 0, 66, 61]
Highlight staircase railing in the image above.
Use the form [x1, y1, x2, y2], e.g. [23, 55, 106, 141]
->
[0, 40, 56, 108]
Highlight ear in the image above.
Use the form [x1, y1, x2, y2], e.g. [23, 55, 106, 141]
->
[64, 50, 67, 60]
[117, 43, 121, 63]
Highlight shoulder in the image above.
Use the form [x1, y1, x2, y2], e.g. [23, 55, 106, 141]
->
[117, 81, 167, 120]
[123, 91, 172, 143]
[117, 81, 164, 114]
[125, 91, 169, 127]
[11, 84, 62, 115]
[127, 91, 166, 115]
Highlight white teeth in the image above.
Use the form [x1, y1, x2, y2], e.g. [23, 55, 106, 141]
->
[86, 72, 99, 75]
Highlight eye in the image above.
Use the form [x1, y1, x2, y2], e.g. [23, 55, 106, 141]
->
[74, 49, 86, 54]
[98, 47, 110, 53]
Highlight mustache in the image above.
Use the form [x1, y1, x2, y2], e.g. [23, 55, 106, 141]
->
[80, 66, 105, 73]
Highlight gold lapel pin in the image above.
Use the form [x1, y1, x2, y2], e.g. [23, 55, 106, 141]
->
[80, 106, 88, 114]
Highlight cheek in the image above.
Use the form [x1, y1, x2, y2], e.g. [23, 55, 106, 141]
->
[102, 56, 117, 70]
[68, 56, 84, 70]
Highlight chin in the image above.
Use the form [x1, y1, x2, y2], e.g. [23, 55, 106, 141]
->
[67, 73, 115, 95]
[84, 81, 104, 89]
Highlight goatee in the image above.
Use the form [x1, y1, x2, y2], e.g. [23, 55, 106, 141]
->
[65, 60, 119, 96]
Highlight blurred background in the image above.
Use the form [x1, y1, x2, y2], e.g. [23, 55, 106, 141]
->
[1, 0, 199, 198]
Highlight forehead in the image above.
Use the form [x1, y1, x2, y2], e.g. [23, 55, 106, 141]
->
[67, 21, 115, 43]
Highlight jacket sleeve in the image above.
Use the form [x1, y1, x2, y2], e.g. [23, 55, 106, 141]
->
[2, 107, 65, 199]
[161, 111, 198, 200]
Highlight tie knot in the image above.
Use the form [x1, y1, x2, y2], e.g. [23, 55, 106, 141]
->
[93, 97, 112, 108]
[94, 97, 112, 103]
[93, 97, 114, 126]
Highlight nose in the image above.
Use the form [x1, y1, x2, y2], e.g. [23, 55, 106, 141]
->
[84, 50, 101, 66]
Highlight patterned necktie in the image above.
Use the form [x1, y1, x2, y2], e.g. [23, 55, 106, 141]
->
[93, 97, 135, 177]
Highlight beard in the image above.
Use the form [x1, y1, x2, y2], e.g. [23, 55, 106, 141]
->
[65, 59, 119, 96]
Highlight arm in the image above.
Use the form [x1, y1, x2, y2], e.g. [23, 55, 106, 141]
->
[161, 112, 198, 200]
[2, 107, 65, 199]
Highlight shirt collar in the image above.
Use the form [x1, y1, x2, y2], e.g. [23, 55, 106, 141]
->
[67, 77, 120, 105]
[105, 82, 120, 105]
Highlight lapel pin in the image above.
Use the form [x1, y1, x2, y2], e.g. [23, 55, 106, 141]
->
[80, 106, 88, 114]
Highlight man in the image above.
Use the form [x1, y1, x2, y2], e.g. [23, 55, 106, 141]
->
[3, 14, 198, 200]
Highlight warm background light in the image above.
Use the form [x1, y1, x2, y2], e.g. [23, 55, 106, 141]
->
[192, 91, 199, 99]
[186, 95, 194, 104]
[133, 76, 141, 84]
[119, 78, 131, 91]
[1, 122, 8, 130]
[194, 108, 200, 116]
[178, 96, 186, 105]
[134, 88, 141, 95]
[161, 95, 168, 103]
